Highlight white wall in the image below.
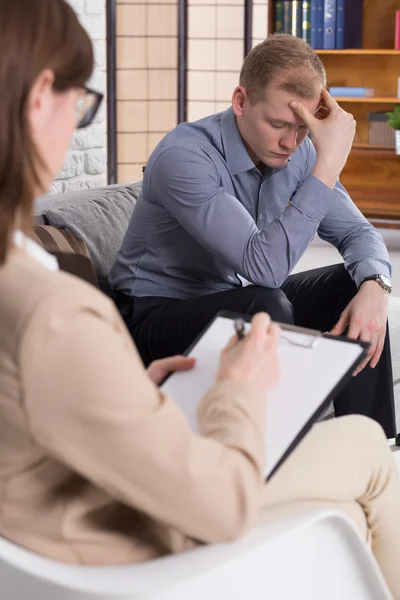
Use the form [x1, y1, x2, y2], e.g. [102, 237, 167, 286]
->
[52, 0, 107, 193]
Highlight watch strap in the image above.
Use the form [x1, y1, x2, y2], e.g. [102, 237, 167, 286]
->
[360, 274, 392, 293]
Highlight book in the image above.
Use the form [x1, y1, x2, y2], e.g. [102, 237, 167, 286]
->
[292, 0, 302, 37]
[336, 0, 363, 49]
[283, 0, 293, 34]
[323, 0, 336, 49]
[396, 10, 400, 50]
[368, 112, 395, 148]
[302, 1, 311, 45]
[275, 1, 284, 34]
[329, 86, 375, 98]
[310, 0, 323, 49]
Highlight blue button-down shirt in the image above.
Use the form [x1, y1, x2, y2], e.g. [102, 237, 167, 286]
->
[109, 107, 392, 299]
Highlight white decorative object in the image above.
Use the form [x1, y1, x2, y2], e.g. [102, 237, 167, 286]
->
[395, 130, 400, 155]
[397, 77, 400, 99]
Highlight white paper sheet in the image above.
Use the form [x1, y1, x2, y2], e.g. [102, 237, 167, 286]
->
[162, 316, 365, 478]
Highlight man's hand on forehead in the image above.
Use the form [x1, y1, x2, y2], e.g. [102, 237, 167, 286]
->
[316, 89, 331, 120]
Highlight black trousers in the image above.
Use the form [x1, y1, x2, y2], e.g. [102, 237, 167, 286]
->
[116, 264, 396, 437]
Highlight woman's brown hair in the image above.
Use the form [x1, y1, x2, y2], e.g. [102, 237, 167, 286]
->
[0, 0, 94, 265]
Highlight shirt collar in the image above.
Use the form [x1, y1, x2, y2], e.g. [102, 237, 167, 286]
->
[13, 230, 59, 272]
[220, 107, 256, 176]
[219, 107, 286, 177]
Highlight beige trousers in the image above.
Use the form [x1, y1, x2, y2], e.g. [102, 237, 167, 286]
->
[258, 415, 400, 597]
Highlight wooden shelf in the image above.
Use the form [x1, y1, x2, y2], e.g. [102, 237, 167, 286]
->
[316, 49, 400, 55]
[353, 143, 395, 151]
[333, 97, 400, 103]
[350, 146, 397, 157]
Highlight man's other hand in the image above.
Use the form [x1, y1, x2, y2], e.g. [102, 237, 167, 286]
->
[330, 281, 389, 375]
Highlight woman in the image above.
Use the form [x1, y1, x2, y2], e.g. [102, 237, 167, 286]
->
[0, 0, 400, 594]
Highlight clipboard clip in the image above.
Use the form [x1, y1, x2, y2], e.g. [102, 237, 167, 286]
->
[280, 332, 321, 349]
[234, 318, 323, 349]
[277, 322, 323, 349]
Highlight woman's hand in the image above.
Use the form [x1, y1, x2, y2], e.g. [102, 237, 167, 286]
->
[147, 355, 196, 386]
[216, 312, 281, 394]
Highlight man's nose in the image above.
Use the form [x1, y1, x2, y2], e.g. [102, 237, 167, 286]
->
[280, 128, 298, 151]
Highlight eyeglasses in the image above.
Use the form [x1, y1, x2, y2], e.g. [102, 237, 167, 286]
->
[76, 86, 104, 129]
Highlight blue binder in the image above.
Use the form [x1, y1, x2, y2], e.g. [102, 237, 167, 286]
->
[336, 0, 363, 49]
[310, 0, 323, 49]
[336, 0, 345, 48]
[323, 0, 336, 49]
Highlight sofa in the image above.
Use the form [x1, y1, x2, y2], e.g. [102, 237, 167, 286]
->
[34, 181, 142, 296]
[34, 181, 400, 430]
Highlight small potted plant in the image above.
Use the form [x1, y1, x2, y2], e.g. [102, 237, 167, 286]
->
[387, 106, 400, 155]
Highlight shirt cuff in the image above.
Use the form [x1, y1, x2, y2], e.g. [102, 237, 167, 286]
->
[291, 175, 339, 221]
[353, 260, 392, 289]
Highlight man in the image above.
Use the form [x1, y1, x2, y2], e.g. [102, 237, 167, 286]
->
[109, 34, 395, 436]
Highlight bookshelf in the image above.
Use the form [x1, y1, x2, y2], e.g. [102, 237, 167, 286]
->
[267, 0, 400, 222]
[317, 49, 400, 55]
[333, 97, 400, 103]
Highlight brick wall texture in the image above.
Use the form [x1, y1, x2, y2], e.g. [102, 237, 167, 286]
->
[52, 0, 107, 193]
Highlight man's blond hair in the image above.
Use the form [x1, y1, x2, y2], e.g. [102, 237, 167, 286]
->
[240, 34, 326, 103]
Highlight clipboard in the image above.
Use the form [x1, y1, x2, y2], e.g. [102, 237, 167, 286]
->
[161, 310, 369, 480]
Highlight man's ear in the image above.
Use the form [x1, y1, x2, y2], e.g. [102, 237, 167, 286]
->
[28, 69, 55, 134]
[232, 86, 248, 117]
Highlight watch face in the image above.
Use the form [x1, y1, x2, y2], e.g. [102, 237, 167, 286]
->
[379, 275, 392, 289]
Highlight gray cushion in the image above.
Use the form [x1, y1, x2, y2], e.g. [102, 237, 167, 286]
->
[42, 182, 142, 294]
[34, 183, 128, 217]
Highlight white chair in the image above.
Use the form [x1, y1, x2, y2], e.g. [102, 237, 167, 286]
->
[0, 507, 392, 600]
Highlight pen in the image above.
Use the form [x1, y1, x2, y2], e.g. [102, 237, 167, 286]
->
[234, 318, 246, 340]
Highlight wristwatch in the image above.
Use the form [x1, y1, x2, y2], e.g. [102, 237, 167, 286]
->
[360, 274, 392, 294]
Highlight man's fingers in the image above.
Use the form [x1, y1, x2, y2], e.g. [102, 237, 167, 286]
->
[370, 334, 385, 369]
[353, 333, 376, 375]
[316, 106, 329, 120]
[320, 87, 340, 111]
[353, 355, 371, 376]
[347, 320, 362, 340]
[353, 339, 375, 375]
[330, 312, 349, 336]
[289, 100, 317, 128]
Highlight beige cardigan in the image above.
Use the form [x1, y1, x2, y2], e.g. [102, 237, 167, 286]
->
[0, 251, 266, 565]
